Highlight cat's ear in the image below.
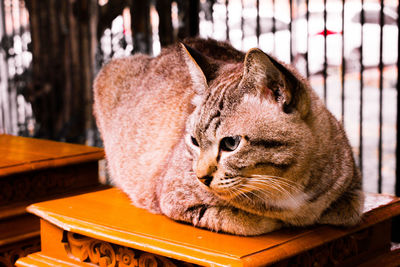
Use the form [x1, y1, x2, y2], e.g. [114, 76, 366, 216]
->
[241, 48, 310, 118]
[180, 43, 216, 96]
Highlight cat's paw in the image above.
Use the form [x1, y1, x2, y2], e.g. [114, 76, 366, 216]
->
[183, 205, 282, 236]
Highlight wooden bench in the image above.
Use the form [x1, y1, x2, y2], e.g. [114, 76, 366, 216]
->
[0, 135, 106, 266]
[16, 187, 400, 266]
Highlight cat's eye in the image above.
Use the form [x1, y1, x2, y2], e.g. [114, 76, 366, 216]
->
[220, 136, 241, 152]
[191, 136, 199, 147]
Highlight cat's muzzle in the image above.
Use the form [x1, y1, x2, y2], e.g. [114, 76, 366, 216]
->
[198, 175, 213, 187]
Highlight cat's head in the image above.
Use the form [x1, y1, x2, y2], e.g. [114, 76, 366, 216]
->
[181, 43, 315, 206]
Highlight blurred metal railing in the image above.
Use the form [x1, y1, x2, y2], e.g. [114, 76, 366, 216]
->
[0, 0, 32, 137]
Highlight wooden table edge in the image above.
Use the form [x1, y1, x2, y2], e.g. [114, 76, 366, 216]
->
[0, 150, 105, 177]
[28, 206, 244, 267]
[25, 192, 400, 267]
[240, 197, 400, 265]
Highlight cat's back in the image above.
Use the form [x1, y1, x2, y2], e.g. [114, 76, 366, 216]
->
[94, 47, 185, 120]
[94, 38, 243, 116]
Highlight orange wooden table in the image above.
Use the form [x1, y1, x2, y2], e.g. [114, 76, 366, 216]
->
[16, 187, 400, 266]
[0, 135, 105, 266]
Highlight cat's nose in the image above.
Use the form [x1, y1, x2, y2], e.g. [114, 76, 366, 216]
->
[198, 175, 213, 187]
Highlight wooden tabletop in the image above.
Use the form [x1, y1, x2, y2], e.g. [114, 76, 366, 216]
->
[0, 135, 104, 177]
[26, 188, 400, 266]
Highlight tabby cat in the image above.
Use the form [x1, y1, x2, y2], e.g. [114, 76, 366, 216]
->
[93, 38, 363, 236]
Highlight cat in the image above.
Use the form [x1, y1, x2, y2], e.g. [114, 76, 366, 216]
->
[93, 38, 364, 236]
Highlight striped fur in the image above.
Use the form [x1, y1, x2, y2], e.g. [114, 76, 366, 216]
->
[94, 38, 363, 236]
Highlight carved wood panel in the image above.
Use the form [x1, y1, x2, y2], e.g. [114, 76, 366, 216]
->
[63, 232, 199, 267]
[0, 238, 40, 267]
[272, 221, 392, 266]
[0, 162, 99, 207]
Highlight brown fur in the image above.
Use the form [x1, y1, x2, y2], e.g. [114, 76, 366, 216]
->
[93, 38, 363, 236]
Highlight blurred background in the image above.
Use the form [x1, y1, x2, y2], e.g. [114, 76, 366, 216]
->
[0, 0, 399, 196]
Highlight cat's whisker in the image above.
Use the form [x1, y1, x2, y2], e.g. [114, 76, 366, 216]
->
[224, 188, 236, 200]
[244, 185, 272, 197]
[246, 186, 277, 201]
[271, 178, 303, 191]
[254, 180, 307, 208]
[247, 178, 291, 193]
[231, 186, 251, 201]
[243, 179, 301, 206]
[231, 191, 248, 204]
[250, 175, 300, 188]
[235, 188, 255, 204]
[239, 177, 278, 195]
[248, 176, 301, 193]
[250, 174, 297, 185]
[224, 187, 249, 204]
[238, 188, 262, 202]
[215, 179, 245, 199]
[215, 179, 241, 191]
[255, 180, 297, 200]
[247, 189, 273, 203]
[237, 184, 273, 203]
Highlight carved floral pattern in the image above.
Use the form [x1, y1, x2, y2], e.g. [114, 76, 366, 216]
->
[0, 162, 98, 206]
[0, 239, 40, 267]
[279, 227, 372, 267]
[64, 232, 197, 267]
[64, 224, 382, 266]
